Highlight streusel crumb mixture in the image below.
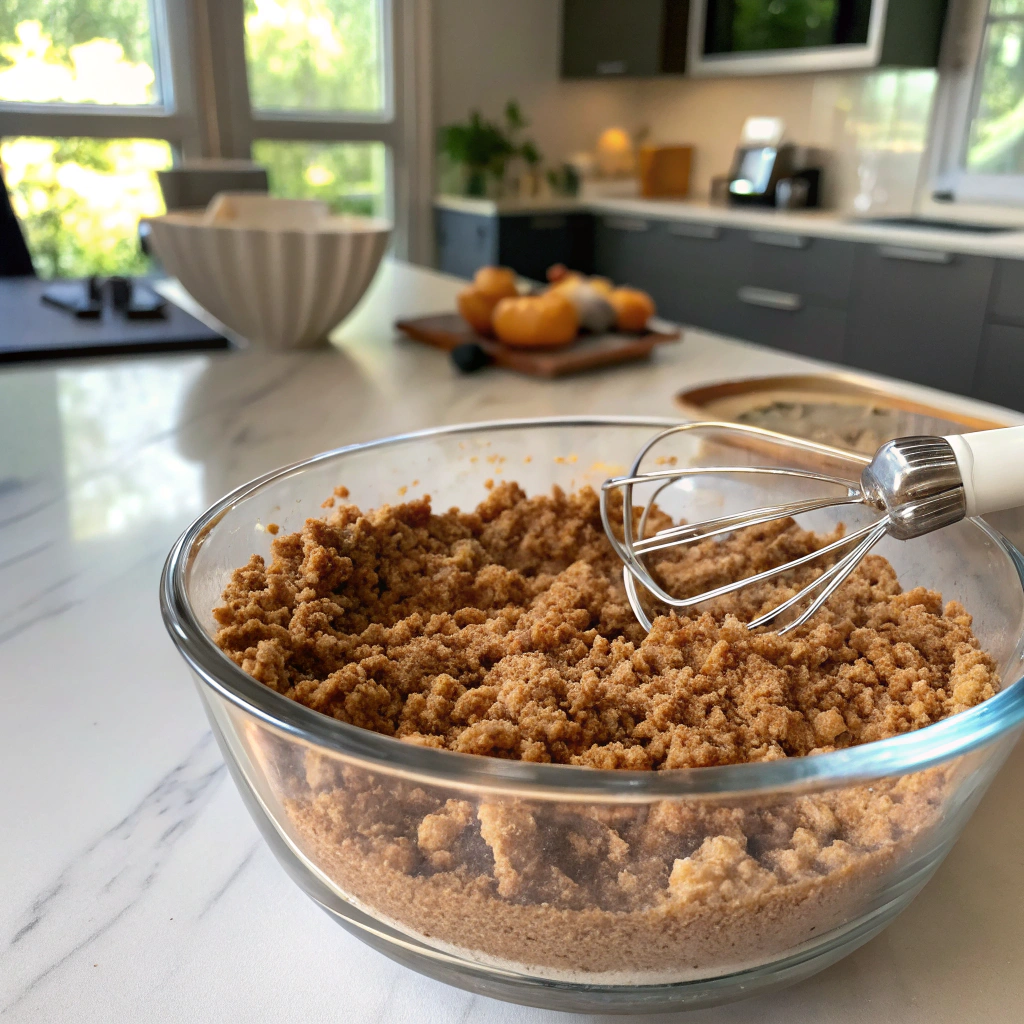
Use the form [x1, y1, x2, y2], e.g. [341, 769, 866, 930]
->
[214, 482, 997, 978]
[214, 482, 996, 768]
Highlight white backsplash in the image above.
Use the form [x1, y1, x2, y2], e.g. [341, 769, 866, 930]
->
[633, 69, 938, 213]
[810, 70, 938, 214]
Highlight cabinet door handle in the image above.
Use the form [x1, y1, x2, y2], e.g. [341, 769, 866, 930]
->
[667, 223, 721, 240]
[738, 286, 802, 311]
[879, 245, 953, 264]
[596, 60, 627, 74]
[603, 215, 649, 232]
[528, 215, 567, 230]
[750, 231, 808, 249]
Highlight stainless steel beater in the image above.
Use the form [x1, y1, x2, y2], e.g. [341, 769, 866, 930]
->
[601, 421, 1024, 635]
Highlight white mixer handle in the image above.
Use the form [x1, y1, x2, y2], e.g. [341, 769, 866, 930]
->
[945, 426, 1024, 518]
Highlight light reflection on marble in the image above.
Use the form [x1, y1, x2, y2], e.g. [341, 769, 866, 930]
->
[56, 363, 207, 540]
[2, 259, 1024, 1024]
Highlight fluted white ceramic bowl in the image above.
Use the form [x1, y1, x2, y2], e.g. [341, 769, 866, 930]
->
[147, 194, 391, 349]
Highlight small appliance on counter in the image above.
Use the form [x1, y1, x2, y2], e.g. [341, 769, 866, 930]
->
[726, 117, 824, 209]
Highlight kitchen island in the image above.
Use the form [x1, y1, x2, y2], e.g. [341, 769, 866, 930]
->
[1, 259, 1022, 1024]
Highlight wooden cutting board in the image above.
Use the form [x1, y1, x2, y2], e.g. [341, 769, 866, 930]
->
[396, 312, 680, 378]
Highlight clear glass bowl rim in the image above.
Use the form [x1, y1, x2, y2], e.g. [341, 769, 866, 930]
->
[160, 415, 1024, 799]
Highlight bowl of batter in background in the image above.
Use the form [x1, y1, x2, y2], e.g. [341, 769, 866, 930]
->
[160, 418, 1024, 1013]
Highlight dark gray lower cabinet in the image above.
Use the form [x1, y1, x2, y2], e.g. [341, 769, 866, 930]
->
[435, 208, 592, 282]
[731, 294, 847, 361]
[974, 324, 1024, 410]
[987, 259, 1024, 325]
[435, 209, 497, 281]
[844, 246, 995, 396]
[733, 232, 857, 307]
[497, 213, 594, 281]
[594, 217, 742, 332]
[593, 214, 663, 289]
[654, 223, 742, 332]
[724, 231, 855, 357]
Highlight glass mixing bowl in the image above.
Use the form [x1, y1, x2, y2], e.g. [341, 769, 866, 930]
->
[161, 418, 1024, 1014]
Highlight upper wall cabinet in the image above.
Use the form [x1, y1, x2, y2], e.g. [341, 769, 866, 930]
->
[561, 0, 689, 78]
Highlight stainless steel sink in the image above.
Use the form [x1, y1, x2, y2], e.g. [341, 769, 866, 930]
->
[853, 216, 1019, 234]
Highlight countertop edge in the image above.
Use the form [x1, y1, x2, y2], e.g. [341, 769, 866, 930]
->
[434, 194, 1024, 260]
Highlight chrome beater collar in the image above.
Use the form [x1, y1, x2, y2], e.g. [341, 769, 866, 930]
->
[601, 424, 968, 636]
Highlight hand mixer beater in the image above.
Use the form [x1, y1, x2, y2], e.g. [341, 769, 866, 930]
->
[601, 422, 1024, 635]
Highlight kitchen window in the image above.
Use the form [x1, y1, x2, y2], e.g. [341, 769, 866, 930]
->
[928, 0, 1024, 209]
[0, 0, 430, 276]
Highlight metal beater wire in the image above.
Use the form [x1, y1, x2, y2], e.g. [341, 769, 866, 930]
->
[599, 422, 881, 635]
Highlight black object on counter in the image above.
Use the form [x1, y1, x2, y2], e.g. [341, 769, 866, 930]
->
[41, 276, 104, 318]
[108, 276, 168, 319]
[451, 341, 494, 373]
[0, 167, 36, 279]
[1, 277, 228, 363]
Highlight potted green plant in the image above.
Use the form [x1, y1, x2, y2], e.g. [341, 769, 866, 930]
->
[438, 100, 543, 198]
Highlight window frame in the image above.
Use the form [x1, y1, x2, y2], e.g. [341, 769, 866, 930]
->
[0, 1, 202, 154]
[924, 0, 1024, 215]
[0, 0, 433, 262]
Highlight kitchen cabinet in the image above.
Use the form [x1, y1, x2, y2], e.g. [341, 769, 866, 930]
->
[650, 221, 742, 332]
[434, 209, 497, 281]
[593, 214, 665, 292]
[435, 208, 593, 282]
[730, 295, 847, 362]
[987, 259, 1024, 326]
[732, 232, 857, 307]
[561, 0, 687, 78]
[593, 215, 738, 331]
[594, 218, 854, 350]
[723, 231, 856, 360]
[495, 213, 594, 281]
[974, 324, 1024, 411]
[844, 245, 995, 396]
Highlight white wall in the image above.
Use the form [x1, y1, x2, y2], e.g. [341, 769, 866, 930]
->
[433, 0, 642, 169]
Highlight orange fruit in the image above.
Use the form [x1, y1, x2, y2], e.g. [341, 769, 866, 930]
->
[473, 266, 518, 301]
[457, 286, 500, 335]
[492, 292, 579, 348]
[608, 287, 655, 332]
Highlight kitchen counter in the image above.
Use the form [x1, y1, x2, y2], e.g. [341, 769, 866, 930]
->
[435, 193, 1024, 260]
[2, 258, 1023, 1024]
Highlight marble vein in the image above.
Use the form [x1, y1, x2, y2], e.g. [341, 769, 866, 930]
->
[196, 842, 261, 920]
[2, 733, 226, 1013]
[0, 540, 53, 573]
[0, 497, 58, 533]
[0, 534, 180, 650]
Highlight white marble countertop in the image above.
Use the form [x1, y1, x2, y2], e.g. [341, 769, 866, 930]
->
[435, 193, 1024, 260]
[3, 259, 1024, 1023]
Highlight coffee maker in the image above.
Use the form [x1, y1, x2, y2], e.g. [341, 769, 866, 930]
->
[726, 117, 823, 209]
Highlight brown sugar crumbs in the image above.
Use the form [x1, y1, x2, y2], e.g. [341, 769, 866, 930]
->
[214, 481, 997, 769]
[214, 481, 999, 979]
